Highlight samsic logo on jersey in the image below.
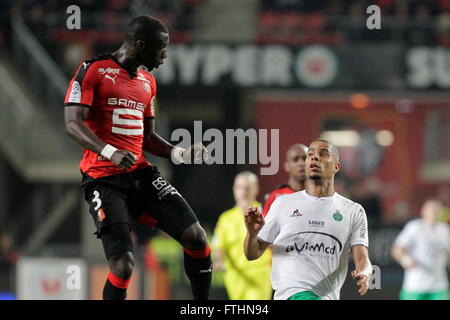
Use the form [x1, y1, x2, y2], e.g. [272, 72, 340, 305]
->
[98, 67, 120, 75]
[107, 97, 146, 112]
[286, 242, 336, 255]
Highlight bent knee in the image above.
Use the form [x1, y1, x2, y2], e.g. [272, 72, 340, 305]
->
[180, 223, 208, 250]
[109, 252, 134, 279]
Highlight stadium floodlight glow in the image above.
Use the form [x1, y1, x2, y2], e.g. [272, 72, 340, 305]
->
[320, 130, 361, 147]
[375, 130, 394, 146]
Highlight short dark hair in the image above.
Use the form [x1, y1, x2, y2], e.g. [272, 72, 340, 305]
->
[286, 143, 308, 159]
[310, 138, 340, 162]
[125, 15, 168, 44]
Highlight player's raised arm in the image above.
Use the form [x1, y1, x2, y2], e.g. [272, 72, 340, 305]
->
[64, 106, 137, 169]
[244, 207, 270, 260]
[351, 245, 373, 296]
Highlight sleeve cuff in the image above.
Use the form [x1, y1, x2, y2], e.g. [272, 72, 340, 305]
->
[64, 103, 91, 108]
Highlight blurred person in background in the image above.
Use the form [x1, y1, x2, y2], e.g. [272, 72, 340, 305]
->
[64, 15, 211, 300]
[0, 233, 18, 297]
[262, 143, 308, 217]
[392, 198, 450, 300]
[212, 171, 272, 300]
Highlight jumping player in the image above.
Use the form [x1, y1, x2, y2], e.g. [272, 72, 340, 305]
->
[64, 15, 212, 300]
[244, 139, 373, 300]
[262, 144, 308, 217]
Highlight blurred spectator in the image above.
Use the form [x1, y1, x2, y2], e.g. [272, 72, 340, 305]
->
[437, 185, 450, 223]
[0, 233, 18, 294]
[391, 198, 450, 300]
[212, 171, 272, 300]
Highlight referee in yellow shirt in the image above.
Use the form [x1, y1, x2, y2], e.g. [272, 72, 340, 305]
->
[212, 171, 272, 300]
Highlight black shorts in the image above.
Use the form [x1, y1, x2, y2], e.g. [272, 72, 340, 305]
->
[83, 166, 198, 259]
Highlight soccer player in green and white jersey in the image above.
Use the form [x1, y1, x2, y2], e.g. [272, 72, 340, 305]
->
[244, 139, 373, 300]
[392, 198, 450, 300]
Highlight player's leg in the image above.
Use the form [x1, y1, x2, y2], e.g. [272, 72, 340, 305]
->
[178, 221, 213, 300]
[100, 224, 135, 300]
[132, 167, 212, 300]
[85, 183, 135, 300]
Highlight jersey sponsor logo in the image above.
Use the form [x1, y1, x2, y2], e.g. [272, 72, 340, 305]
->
[333, 210, 343, 222]
[105, 74, 117, 84]
[107, 97, 146, 112]
[151, 177, 181, 200]
[290, 209, 302, 217]
[309, 220, 325, 227]
[286, 241, 336, 255]
[360, 219, 367, 238]
[82, 62, 90, 69]
[98, 67, 120, 75]
[289, 231, 343, 252]
[68, 80, 81, 103]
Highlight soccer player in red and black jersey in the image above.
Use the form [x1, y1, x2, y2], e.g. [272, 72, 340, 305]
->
[64, 15, 212, 300]
[261, 144, 308, 217]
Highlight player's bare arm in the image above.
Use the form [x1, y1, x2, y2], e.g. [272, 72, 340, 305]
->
[244, 207, 270, 260]
[351, 245, 373, 296]
[143, 118, 208, 163]
[64, 105, 137, 169]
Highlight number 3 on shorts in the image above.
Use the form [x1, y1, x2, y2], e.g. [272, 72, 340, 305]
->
[92, 190, 102, 211]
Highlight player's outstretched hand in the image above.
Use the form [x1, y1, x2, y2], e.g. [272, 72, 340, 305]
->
[111, 150, 137, 169]
[183, 142, 209, 163]
[351, 270, 370, 296]
[244, 207, 265, 236]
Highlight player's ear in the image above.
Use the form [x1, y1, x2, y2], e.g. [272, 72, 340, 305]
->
[135, 40, 145, 50]
[334, 162, 341, 174]
[284, 161, 289, 173]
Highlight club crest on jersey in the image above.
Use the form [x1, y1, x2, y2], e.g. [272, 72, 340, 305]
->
[97, 208, 106, 222]
[68, 80, 81, 103]
[333, 210, 343, 222]
[291, 209, 302, 217]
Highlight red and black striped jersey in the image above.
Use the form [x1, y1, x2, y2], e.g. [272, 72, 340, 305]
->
[64, 54, 157, 179]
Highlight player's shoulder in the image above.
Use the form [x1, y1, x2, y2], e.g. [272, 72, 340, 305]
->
[217, 206, 240, 222]
[137, 67, 156, 82]
[80, 53, 115, 69]
[273, 190, 305, 205]
[334, 193, 365, 213]
[436, 221, 450, 233]
[402, 219, 422, 231]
